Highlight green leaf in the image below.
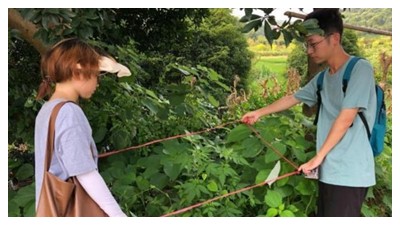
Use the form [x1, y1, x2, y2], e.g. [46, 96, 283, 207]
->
[162, 139, 181, 155]
[302, 18, 325, 36]
[267, 16, 277, 26]
[241, 137, 263, 158]
[156, 106, 169, 120]
[259, 8, 274, 15]
[136, 176, 150, 191]
[226, 124, 252, 143]
[242, 19, 262, 33]
[150, 173, 169, 189]
[207, 181, 218, 192]
[272, 28, 281, 39]
[239, 14, 261, 23]
[110, 129, 130, 149]
[208, 69, 220, 81]
[266, 208, 278, 217]
[255, 169, 270, 184]
[244, 8, 253, 17]
[23, 199, 36, 217]
[176, 67, 190, 75]
[93, 126, 107, 143]
[8, 197, 20, 216]
[278, 203, 285, 211]
[265, 142, 287, 164]
[361, 204, 375, 217]
[275, 186, 293, 198]
[265, 190, 282, 208]
[207, 94, 219, 107]
[168, 94, 185, 106]
[12, 184, 35, 206]
[264, 22, 274, 47]
[282, 29, 293, 47]
[141, 98, 159, 114]
[280, 210, 295, 217]
[295, 180, 314, 195]
[145, 89, 159, 99]
[15, 163, 34, 180]
[287, 204, 299, 213]
[163, 163, 182, 181]
[215, 80, 230, 91]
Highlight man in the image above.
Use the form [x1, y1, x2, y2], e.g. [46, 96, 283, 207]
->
[241, 9, 376, 216]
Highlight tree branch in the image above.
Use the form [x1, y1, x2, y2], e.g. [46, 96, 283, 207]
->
[284, 11, 392, 36]
[8, 8, 49, 55]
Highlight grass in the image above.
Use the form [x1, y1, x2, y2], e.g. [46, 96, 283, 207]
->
[253, 56, 288, 77]
[248, 56, 288, 96]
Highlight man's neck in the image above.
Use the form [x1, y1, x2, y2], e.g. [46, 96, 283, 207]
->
[326, 49, 350, 75]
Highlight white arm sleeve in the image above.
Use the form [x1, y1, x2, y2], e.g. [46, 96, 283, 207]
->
[76, 170, 127, 217]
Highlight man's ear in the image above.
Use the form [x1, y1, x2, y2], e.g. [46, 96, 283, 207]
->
[332, 33, 341, 45]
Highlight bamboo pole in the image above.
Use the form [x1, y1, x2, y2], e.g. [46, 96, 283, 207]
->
[284, 11, 392, 36]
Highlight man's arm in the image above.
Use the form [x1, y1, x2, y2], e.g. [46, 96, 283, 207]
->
[298, 108, 359, 174]
[241, 94, 301, 124]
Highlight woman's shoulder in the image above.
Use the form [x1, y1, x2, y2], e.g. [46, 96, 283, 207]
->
[44, 99, 87, 127]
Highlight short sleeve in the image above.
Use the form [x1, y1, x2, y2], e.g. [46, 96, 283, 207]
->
[342, 60, 375, 111]
[294, 72, 320, 107]
[56, 103, 97, 177]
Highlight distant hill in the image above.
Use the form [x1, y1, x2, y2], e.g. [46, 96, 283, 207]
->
[342, 8, 392, 32]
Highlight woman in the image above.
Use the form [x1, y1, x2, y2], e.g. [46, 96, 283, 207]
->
[34, 38, 129, 217]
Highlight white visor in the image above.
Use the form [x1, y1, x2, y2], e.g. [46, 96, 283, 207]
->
[99, 56, 131, 77]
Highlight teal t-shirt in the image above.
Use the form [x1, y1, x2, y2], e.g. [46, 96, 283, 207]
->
[294, 56, 376, 187]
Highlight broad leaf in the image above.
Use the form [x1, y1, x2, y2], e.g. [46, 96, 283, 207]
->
[264, 22, 274, 47]
[282, 29, 293, 47]
[242, 19, 262, 33]
[255, 169, 269, 184]
[265, 161, 281, 187]
[295, 180, 314, 195]
[110, 129, 130, 149]
[207, 94, 219, 107]
[15, 163, 33, 180]
[265, 190, 282, 208]
[207, 181, 218, 192]
[266, 208, 278, 217]
[93, 126, 107, 143]
[265, 142, 287, 164]
[280, 210, 295, 217]
[163, 163, 182, 181]
[150, 173, 169, 189]
[241, 137, 263, 158]
[226, 124, 252, 143]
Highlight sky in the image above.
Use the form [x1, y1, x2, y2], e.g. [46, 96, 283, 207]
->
[2, 0, 398, 225]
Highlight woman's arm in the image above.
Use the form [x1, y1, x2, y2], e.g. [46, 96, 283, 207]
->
[76, 170, 127, 217]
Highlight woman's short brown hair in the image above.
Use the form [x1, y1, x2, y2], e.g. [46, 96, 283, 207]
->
[37, 38, 101, 99]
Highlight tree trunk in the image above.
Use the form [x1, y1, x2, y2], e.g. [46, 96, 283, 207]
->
[8, 8, 48, 55]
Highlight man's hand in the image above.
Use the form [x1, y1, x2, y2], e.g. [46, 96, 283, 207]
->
[241, 111, 260, 125]
[298, 154, 325, 175]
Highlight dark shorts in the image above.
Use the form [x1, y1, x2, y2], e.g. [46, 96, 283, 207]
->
[317, 181, 368, 217]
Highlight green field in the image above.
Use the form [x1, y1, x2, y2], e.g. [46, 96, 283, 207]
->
[253, 56, 288, 77]
[249, 56, 288, 94]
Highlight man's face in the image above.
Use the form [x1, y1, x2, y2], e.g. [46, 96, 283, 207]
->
[304, 34, 334, 64]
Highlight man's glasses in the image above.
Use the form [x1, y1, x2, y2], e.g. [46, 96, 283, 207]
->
[303, 34, 332, 52]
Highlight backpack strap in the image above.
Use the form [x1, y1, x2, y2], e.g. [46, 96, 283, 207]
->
[313, 70, 326, 125]
[342, 57, 372, 137]
[358, 111, 371, 139]
[342, 57, 362, 94]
